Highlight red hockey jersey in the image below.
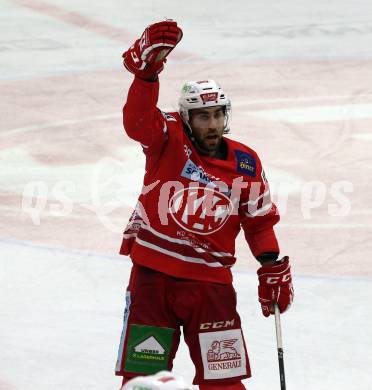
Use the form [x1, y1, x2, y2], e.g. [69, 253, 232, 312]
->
[119, 77, 280, 284]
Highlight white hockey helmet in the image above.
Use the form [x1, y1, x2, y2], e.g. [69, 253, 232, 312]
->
[178, 80, 231, 134]
[122, 371, 193, 390]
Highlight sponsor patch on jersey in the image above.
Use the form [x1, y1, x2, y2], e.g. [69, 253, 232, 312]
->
[181, 159, 220, 186]
[161, 111, 177, 122]
[198, 329, 247, 379]
[234, 150, 256, 177]
[124, 324, 175, 374]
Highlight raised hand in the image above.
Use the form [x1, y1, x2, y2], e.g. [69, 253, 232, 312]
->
[122, 20, 183, 80]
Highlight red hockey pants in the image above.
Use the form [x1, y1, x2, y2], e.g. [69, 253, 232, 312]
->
[115, 265, 251, 385]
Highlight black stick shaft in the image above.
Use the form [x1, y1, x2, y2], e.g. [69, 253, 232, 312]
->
[277, 347, 286, 390]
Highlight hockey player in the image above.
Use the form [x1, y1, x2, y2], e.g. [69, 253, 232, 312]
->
[115, 20, 294, 390]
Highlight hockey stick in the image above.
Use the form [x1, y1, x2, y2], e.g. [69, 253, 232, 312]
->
[274, 304, 286, 390]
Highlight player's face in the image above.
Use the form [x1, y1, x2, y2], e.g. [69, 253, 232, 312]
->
[189, 106, 225, 155]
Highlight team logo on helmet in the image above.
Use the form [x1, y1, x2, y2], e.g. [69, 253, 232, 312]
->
[200, 92, 218, 103]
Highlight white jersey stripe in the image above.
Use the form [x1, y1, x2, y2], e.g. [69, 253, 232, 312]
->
[241, 190, 270, 206]
[162, 122, 168, 134]
[123, 233, 138, 239]
[135, 237, 224, 268]
[245, 202, 273, 218]
[139, 223, 233, 258]
[115, 291, 131, 373]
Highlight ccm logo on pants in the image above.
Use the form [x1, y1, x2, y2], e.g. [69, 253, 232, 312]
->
[200, 320, 235, 330]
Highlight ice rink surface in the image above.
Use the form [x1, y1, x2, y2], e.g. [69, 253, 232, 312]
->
[1, 0, 372, 389]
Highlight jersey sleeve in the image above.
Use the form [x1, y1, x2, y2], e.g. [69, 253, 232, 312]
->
[239, 154, 280, 259]
[123, 76, 168, 156]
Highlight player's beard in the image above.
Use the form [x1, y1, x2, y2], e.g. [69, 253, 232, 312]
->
[201, 132, 223, 152]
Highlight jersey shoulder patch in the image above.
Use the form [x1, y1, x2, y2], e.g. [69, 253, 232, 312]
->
[234, 149, 257, 177]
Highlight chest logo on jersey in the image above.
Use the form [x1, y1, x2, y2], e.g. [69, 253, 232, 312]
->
[234, 150, 256, 177]
[169, 186, 234, 235]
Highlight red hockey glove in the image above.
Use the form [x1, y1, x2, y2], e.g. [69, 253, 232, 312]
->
[122, 20, 183, 80]
[257, 256, 293, 317]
